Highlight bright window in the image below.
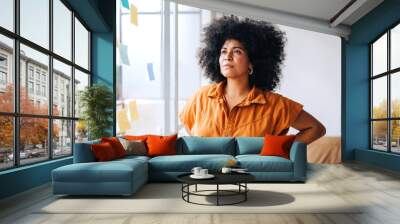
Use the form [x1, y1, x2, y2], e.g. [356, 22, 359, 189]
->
[0, 0, 91, 171]
[371, 23, 400, 153]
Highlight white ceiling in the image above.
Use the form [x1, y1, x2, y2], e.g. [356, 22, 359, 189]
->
[225, 0, 352, 22]
[177, 0, 384, 38]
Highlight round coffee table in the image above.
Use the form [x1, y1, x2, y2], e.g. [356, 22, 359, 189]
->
[177, 172, 255, 206]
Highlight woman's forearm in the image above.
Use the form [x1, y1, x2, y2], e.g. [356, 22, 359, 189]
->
[294, 126, 326, 145]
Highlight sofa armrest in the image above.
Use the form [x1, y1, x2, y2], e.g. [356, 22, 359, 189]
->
[289, 141, 307, 181]
[73, 142, 98, 163]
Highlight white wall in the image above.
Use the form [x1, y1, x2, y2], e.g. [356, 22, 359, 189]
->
[276, 25, 341, 136]
[116, 1, 342, 136]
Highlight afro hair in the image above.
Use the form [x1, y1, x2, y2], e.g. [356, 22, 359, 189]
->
[198, 15, 286, 91]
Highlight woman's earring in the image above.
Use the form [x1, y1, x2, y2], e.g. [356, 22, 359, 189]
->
[249, 67, 254, 75]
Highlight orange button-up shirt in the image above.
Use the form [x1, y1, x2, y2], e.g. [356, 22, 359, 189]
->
[179, 82, 303, 137]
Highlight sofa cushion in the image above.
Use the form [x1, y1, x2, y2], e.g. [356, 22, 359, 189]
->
[73, 140, 100, 163]
[52, 159, 147, 183]
[91, 142, 118, 161]
[260, 135, 296, 159]
[115, 155, 150, 163]
[119, 138, 147, 156]
[177, 136, 236, 155]
[148, 154, 235, 172]
[124, 135, 149, 141]
[236, 155, 293, 172]
[123, 135, 151, 150]
[101, 137, 127, 158]
[236, 137, 263, 155]
[147, 134, 177, 157]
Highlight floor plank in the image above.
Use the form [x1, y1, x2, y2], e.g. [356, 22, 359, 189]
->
[1, 162, 400, 224]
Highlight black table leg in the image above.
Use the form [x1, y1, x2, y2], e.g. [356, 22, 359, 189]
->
[217, 184, 219, 206]
[188, 184, 190, 202]
[181, 183, 183, 199]
[245, 183, 247, 201]
[179, 182, 251, 206]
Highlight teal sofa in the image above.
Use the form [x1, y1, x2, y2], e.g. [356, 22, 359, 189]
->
[52, 137, 307, 196]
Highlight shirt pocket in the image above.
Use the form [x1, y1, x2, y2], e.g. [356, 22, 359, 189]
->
[234, 115, 275, 136]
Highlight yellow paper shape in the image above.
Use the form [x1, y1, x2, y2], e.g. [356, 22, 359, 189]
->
[129, 100, 139, 121]
[130, 4, 138, 26]
[117, 108, 131, 133]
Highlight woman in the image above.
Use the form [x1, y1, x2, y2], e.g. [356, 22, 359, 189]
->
[180, 16, 325, 144]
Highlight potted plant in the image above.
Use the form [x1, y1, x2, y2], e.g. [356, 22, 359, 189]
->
[79, 84, 113, 140]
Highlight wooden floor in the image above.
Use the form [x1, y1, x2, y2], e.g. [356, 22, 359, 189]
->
[1, 162, 400, 224]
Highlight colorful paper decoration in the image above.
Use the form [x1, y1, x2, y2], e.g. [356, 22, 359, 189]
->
[147, 63, 155, 81]
[130, 4, 138, 26]
[119, 44, 130, 65]
[117, 108, 131, 133]
[121, 0, 129, 9]
[129, 100, 139, 121]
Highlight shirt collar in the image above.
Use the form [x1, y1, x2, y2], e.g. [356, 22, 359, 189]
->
[207, 82, 267, 105]
[207, 82, 225, 98]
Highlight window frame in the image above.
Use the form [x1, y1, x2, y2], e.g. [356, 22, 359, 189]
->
[0, 71, 7, 85]
[370, 20, 400, 154]
[0, 0, 92, 171]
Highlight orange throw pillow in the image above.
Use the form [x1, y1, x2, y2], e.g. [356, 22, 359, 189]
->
[91, 142, 117, 161]
[260, 134, 296, 159]
[124, 135, 149, 141]
[101, 137, 127, 158]
[146, 134, 177, 157]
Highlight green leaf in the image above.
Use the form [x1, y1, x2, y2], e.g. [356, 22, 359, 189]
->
[79, 84, 114, 140]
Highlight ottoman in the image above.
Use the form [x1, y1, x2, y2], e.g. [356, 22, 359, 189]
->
[52, 158, 148, 196]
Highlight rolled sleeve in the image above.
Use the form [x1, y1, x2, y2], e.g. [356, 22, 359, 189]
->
[275, 96, 303, 135]
[179, 95, 197, 134]
[287, 98, 303, 126]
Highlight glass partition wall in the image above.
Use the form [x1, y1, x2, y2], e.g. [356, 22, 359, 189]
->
[116, 0, 211, 136]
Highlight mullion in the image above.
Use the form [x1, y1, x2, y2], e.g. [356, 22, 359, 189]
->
[386, 29, 392, 152]
[0, 110, 79, 119]
[71, 9, 76, 156]
[0, 31, 91, 75]
[372, 118, 400, 121]
[49, 0, 54, 160]
[370, 45, 373, 149]
[0, 28, 90, 75]
[13, 0, 20, 167]
[0, 26, 16, 40]
[371, 68, 400, 79]
[88, 30, 91, 76]
[388, 30, 391, 152]
[113, 11, 117, 136]
[74, 64, 90, 75]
